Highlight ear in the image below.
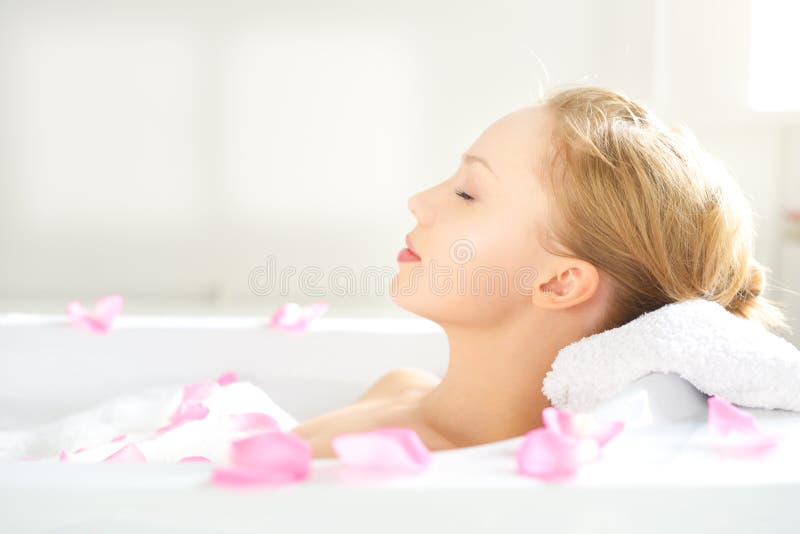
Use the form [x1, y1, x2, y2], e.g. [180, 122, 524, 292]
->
[533, 259, 600, 310]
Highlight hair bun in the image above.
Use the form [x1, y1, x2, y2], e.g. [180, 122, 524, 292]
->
[725, 259, 772, 322]
[744, 261, 765, 299]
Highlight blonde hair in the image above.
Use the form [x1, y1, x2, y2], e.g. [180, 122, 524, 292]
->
[536, 85, 791, 336]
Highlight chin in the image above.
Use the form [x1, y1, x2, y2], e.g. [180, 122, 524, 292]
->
[390, 279, 434, 319]
[390, 292, 468, 327]
[390, 280, 421, 314]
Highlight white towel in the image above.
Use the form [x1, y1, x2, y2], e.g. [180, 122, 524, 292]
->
[542, 299, 800, 413]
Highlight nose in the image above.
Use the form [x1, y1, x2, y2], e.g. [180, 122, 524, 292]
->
[407, 190, 435, 226]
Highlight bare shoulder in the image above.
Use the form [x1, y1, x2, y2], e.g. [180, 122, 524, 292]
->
[355, 367, 442, 403]
[294, 407, 456, 459]
[290, 367, 447, 459]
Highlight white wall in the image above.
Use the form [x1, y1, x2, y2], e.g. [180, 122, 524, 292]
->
[1, 0, 798, 339]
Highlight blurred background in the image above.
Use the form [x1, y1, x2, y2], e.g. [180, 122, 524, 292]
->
[0, 0, 798, 342]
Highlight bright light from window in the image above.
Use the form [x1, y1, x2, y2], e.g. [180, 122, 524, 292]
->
[749, 0, 800, 111]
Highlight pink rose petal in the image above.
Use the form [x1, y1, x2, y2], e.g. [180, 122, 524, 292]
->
[211, 466, 302, 487]
[156, 421, 181, 435]
[159, 380, 214, 434]
[516, 427, 600, 481]
[229, 432, 311, 472]
[92, 294, 125, 321]
[217, 372, 238, 386]
[230, 412, 280, 433]
[542, 406, 625, 447]
[104, 443, 146, 463]
[708, 396, 780, 458]
[66, 294, 124, 333]
[331, 427, 432, 472]
[714, 431, 780, 459]
[268, 302, 330, 333]
[211, 431, 312, 488]
[179, 456, 212, 463]
[180, 382, 216, 407]
[176, 403, 210, 422]
[516, 405, 620, 482]
[111, 434, 127, 442]
[156, 405, 210, 435]
[72, 447, 86, 454]
[708, 396, 759, 435]
[59, 450, 69, 462]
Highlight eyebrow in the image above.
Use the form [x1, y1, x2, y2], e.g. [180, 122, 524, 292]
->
[461, 152, 499, 180]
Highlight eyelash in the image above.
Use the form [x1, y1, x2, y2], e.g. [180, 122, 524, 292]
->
[454, 188, 475, 201]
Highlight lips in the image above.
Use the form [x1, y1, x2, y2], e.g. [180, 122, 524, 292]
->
[398, 234, 421, 263]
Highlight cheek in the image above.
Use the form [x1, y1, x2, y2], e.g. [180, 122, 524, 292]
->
[484, 199, 546, 269]
[465, 218, 543, 298]
[470, 224, 534, 272]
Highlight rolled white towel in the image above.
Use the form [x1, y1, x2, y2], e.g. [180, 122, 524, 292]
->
[542, 299, 800, 413]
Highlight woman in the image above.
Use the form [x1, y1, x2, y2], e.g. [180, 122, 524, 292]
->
[289, 85, 789, 458]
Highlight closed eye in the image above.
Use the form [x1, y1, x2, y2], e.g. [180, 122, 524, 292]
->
[455, 188, 475, 201]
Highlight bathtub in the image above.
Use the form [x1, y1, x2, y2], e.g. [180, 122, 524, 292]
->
[1, 312, 800, 534]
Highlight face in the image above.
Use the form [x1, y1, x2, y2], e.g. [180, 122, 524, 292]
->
[391, 104, 559, 326]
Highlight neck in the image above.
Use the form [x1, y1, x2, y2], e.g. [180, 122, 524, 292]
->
[416, 311, 582, 448]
